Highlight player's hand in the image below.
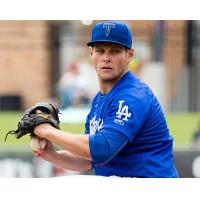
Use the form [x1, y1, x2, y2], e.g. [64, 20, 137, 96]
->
[33, 140, 57, 162]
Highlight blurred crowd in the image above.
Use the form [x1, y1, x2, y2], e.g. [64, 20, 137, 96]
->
[57, 60, 99, 109]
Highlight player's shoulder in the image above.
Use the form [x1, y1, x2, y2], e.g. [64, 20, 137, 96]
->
[115, 71, 152, 94]
[115, 78, 153, 103]
[107, 73, 154, 113]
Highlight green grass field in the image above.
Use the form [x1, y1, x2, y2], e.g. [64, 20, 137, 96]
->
[166, 112, 200, 148]
[0, 111, 200, 149]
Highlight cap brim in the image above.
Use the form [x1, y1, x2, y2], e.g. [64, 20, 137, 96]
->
[87, 40, 131, 49]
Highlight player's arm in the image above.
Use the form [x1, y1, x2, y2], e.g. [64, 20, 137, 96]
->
[36, 147, 92, 171]
[34, 123, 129, 165]
[34, 124, 91, 160]
[54, 150, 92, 171]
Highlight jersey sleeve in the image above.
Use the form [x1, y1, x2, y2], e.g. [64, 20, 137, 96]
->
[89, 129, 128, 164]
[102, 94, 150, 142]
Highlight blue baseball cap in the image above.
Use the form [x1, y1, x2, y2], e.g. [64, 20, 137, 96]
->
[87, 21, 132, 49]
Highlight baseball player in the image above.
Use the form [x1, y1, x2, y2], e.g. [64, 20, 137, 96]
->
[32, 21, 178, 177]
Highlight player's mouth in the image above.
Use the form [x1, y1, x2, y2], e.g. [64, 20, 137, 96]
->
[101, 66, 112, 71]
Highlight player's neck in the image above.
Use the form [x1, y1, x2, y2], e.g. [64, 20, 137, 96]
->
[99, 81, 115, 95]
[99, 71, 128, 94]
[99, 75, 122, 94]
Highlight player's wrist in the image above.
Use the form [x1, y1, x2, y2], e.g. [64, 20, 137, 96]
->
[45, 126, 60, 141]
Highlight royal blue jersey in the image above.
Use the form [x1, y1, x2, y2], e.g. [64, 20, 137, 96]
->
[85, 71, 178, 178]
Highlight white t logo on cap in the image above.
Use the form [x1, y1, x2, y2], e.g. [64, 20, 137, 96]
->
[103, 23, 115, 37]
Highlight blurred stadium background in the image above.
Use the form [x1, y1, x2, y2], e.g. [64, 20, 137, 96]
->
[0, 20, 200, 177]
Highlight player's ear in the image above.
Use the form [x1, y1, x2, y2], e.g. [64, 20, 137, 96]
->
[127, 48, 134, 63]
[89, 46, 93, 56]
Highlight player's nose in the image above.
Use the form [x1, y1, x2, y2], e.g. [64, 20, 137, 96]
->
[102, 52, 111, 63]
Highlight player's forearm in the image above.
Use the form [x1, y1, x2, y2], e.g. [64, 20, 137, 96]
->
[49, 150, 92, 171]
[46, 128, 91, 161]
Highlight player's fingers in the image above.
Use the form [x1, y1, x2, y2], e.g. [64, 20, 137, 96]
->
[33, 150, 41, 157]
[35, 109, 42, 114]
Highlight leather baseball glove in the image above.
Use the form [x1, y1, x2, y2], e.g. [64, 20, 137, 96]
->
[5, 102, 60, 141]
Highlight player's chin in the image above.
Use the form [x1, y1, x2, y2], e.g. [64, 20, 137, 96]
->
[100, 76, 115, 82]
[98, 72, 116, 81]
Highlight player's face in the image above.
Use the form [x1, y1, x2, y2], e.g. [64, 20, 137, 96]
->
[90, 42, 134, 82]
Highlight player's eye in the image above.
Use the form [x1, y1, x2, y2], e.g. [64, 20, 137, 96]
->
[111, 49, 120, 54]
[96, 49, 104, 53]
